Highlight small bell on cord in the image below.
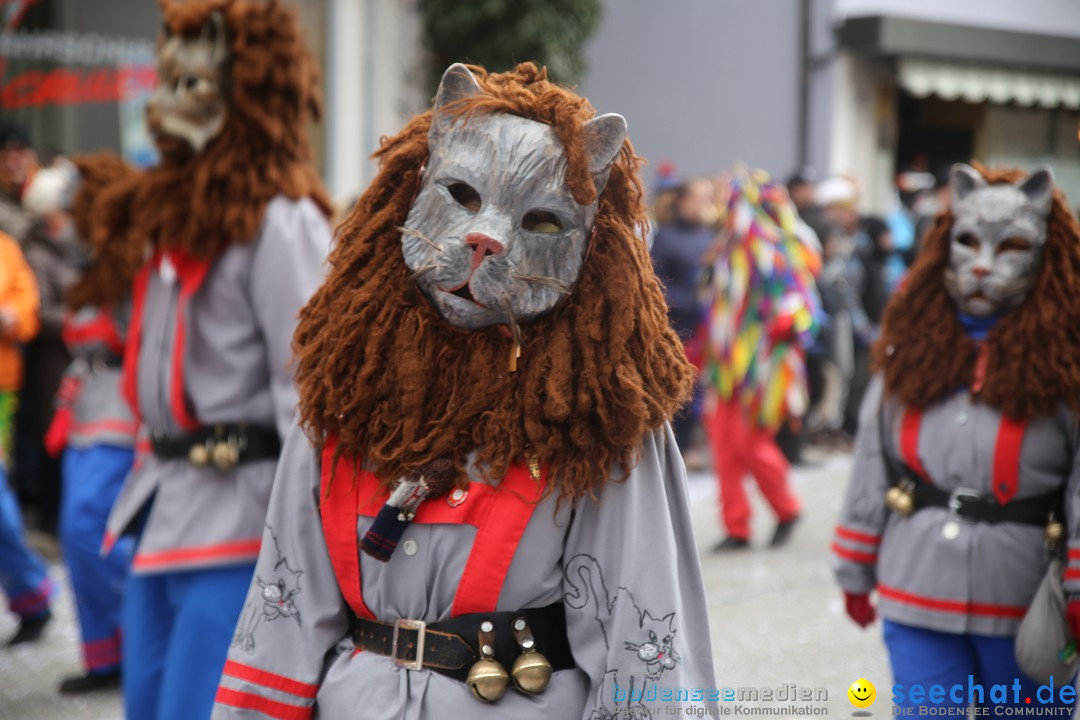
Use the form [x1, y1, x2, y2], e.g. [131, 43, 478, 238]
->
[885, 479, 916, 517]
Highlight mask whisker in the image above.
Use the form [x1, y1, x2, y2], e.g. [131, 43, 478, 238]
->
[409, 264, 440, 283]
[512, 274, 571, 295]
[500, 296, 523, 373]
[398, 226, 443, 252]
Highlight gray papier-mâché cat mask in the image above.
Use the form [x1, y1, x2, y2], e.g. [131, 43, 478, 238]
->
[148, 10, 229, 154]
[946, 163, 1054, 318]
[400, 63, 627, 334]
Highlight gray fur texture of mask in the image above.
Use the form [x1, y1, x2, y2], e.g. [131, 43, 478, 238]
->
[400, 63, 627, 330]
[945, 163, 1054, 318]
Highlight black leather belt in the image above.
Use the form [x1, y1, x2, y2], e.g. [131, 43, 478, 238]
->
[914, 482, 1062, 526]
[150, 424, 281, 469]
[877, 404, 1063, 527]
[351, 603, 575, 682]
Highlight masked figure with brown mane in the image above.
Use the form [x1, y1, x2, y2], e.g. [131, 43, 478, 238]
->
[212, 63, 717, 720]
[833, 164, 1080, 714]
[25, 154, 142, 695]
[94, 2, 333, 718]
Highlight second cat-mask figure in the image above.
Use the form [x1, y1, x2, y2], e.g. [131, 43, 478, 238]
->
[93, 2, 334, 718]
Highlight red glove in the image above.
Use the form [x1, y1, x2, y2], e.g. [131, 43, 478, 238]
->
[1066, 601, 1080, 641]
[844, 592, 876, 628]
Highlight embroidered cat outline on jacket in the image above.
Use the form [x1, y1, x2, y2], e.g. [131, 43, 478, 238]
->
[231, 524, 303, 654]
[564, 553, 680, 680]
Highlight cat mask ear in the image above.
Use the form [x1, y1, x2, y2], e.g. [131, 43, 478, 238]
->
[430, 63, 483, 146]
[1016, 166, 1054, 219]
[950, 163, 986, 206]
[583, 113, 627, 195]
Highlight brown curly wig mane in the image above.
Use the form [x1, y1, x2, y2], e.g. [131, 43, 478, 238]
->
[294, 63, 695, 498]
[66, 153, 141, 311]
[97, 0, 332, 261]
[875, 164, 1080, 419]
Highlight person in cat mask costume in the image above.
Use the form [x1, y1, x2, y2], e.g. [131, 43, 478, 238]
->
[95, 2, 333, 718]
[212, 63, 717, 720]
[833, 164, 1080, 713]
[36, 154, 140, 694]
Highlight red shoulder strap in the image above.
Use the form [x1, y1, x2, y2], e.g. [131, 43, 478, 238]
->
[169, 250, 210, 431]
[319, 441, 543, 620]
[992, 416, 1026, 505]
[899, 408, 931, 484]
[320, 436, 375, 620]
[450, 463, 544, 616]
[121, 257, 153, 422]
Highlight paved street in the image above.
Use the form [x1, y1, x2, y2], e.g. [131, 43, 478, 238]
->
[0, 449, 890, 719]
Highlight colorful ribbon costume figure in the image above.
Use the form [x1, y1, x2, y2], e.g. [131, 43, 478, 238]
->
[700, 169, 820, 550]
[88, 2, 333, 718]
[833, 164, 1080, 714]
[212, 63, 717, 720]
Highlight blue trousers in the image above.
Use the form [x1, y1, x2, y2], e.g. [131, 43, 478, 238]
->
[122, 563, 255, 720]
[60, 445, 133, 674]
[885, 619, 1076, 712]
[0, 465, 51, 620]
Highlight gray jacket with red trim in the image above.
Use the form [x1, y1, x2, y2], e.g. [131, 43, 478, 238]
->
[212, 421, 718, 720]
[833, 375, 1080, 637]
[104, 196, 331, 574]
[52, 303, 137, 450]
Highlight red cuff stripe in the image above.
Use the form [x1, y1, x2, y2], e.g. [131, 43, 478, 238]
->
[1064, 569, 1080, 581]
[1068, 549, 1080, 562]
[222, 660, 318, 699]
[878, 583, 1027, 619]
[69, 419, 139, 437]
[132, 538, 261, 571]
[215, 687, 312, 720]
[831, 542, 877, 565]
[835, 526, 881, 546]
[9, 578, 53, 614]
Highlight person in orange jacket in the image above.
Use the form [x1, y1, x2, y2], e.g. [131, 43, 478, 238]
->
[0, 229, 53, 644]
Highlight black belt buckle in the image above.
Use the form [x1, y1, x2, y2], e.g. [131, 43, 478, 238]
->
[947, 488, 981, 522]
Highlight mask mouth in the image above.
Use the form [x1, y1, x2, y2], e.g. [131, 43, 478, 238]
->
[443, 279, 486, 307]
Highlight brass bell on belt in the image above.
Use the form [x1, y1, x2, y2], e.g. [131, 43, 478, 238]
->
[467, 622, 509, 703]
[1045, 518, 1065, 546]
[886, 480, 915, 517]
[212, 437, 240, 470]
[188, 442, 210, 467]
[510, 617, 552, 694]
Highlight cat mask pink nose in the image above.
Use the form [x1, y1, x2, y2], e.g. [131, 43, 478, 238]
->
[399, 63, 627, 331]
[465, 233, 505, 271]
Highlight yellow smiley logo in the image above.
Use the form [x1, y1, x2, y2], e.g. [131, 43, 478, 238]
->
[848, 678, 876, 708]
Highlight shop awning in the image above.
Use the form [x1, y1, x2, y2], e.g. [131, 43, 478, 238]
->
[899, 58, 1080, 109]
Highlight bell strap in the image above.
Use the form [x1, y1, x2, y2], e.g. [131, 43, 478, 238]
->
[351, 602, 574, 683]
[149, 423, 281, 465]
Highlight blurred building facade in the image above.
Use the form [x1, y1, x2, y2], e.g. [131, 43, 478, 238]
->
[818, 0, 1080, 211]
[582, 0, 1080, 211]
[5, 0, 1079, 211]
